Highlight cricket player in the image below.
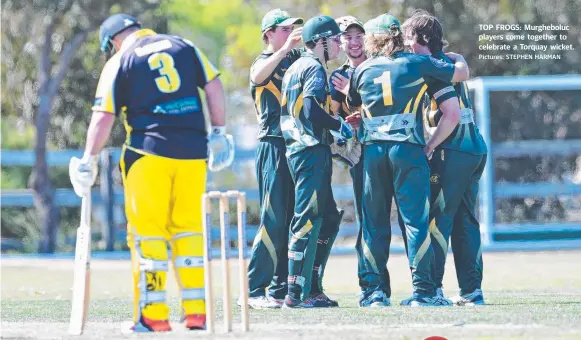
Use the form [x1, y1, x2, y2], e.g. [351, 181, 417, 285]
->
[68, 14, 233, 332]
[329, 15, 367, 292]
[402, 11, 488, 305]
[245, 8, 303, 309]
[347, 14, 470, 307]
[280, 15, 354, 308]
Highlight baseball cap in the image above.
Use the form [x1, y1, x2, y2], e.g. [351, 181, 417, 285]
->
[364, 14, 401, 35]
[261, 9, 303, 35]
[335, 16, 365, 33]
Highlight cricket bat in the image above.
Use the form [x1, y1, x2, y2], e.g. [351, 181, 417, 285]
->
[68, 194, 92, 335]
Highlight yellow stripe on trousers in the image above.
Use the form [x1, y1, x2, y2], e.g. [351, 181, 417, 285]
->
[412, 232, 432, 269]
[252, 225, 278, 270]
[429, 218, 448, 254]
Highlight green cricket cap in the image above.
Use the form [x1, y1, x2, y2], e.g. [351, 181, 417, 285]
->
[261, 9, 303, 34]
[364, 14, 401, 35]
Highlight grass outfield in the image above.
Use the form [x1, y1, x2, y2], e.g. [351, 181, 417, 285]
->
[2, 251, 581, 339]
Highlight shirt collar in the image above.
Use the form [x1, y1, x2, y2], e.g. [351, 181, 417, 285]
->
[119, 29, 157, 53]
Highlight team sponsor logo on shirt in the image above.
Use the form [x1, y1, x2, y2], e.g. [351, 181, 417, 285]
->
[151, 97, 200, 115]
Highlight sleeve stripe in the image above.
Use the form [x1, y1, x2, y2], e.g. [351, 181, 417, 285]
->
[91, 54, 122, 114]
[433, 86, 455, 100]
[193, 46, 220, 83]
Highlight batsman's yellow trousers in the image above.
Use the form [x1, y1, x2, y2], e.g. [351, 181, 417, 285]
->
[120, 146, 207, 322]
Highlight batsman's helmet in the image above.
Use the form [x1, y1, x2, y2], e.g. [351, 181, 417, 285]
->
[302, 15, 341, 44]
[99, 14, 141, 53]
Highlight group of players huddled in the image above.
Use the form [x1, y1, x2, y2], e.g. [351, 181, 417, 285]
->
[73, 8, 489, 334]
[247, 9, 487, 309]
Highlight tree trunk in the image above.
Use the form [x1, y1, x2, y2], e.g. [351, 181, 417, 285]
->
[30, 27, 89, 253]
[31, 87, 60, 253]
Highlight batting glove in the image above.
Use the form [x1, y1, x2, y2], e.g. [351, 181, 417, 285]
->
[69, 154, 98, 197]
[330, 116, 354, 146]
[331, 139, 361, 168]
[208, 126, 235, 172]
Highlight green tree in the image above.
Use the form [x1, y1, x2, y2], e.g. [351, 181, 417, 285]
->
[166, 0, 263, 90]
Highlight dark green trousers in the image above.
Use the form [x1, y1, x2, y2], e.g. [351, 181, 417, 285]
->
[287, 144, 341, 301]
[248, 137, 294, 299]
[428, 148, 486, 294]
[360, 142, 434, 299]
[350, 156, 367, 291]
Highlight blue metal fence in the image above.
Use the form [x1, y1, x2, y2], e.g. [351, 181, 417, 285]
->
[468, 75, 581, 245]
[0, 147, 365, 253]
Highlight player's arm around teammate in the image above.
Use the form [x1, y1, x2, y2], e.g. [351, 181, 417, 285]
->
[403, 11, 488, 306]
[69, 14, 232, 333]
[280, 15, 354, 308]
[245, 9, 304, 310]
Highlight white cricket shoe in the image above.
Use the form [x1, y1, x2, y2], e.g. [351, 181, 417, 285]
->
[401, 295, 453, 306]
[450, 288, 486, 306]
[237, 295, 282, 309]
[401, 287, 445, 306]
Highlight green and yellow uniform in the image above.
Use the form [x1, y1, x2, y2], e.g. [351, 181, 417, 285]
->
[248, 48, 302, 300]
[329, 62, 366, 289]
[424, 51, 487, 295]
[281, 50, 343, 302]
[348, 50, 456, 300]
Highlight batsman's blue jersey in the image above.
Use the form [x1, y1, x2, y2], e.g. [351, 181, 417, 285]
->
[329, 62, 355, 118]
[425, 51, 488, 155]
[347, 52, 455, 146]
[281, 51, 333, 156]
[92, 29, 220, 159]
[250, 48, 302, 139]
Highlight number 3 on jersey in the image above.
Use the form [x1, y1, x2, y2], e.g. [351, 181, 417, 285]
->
[148, 52, 181, 93]
[373, 71, 393, 106]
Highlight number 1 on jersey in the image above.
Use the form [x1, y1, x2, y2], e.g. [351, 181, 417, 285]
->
[148, 52, 181, 93]
[373, 71, 393, 106]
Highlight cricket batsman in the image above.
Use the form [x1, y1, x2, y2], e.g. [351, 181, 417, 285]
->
[402, 10, 488, 305]
[329, 15, 367, 293]
[245, 9, 303, 309]
[280, 15, 354, 308]
[68, 14, 233, 332]
[347, 14, 469, 307]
